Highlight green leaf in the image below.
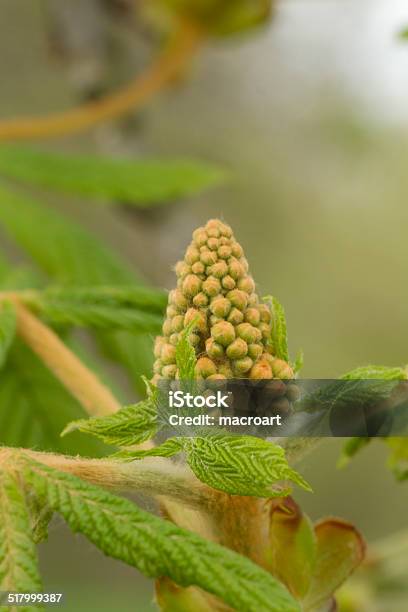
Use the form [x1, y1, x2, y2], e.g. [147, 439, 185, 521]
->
[0, 469, 42, 607]
[22, 286, 165, 334]
[302, 519, 365, 611]
[267, 497, 316, 599]
[176, 318, 198, 381]
[341, 365, 408, 380]
[156, 578, 216, 612]
[0, 146, 224, 206]
[386, 438, 408, 481]
[0, 183, 155, 390]
[292, 349, 304, 375]
[119, 435, 311, 498]
[0, 340, 105, 455]
[264, 296, 289, 362]
[62, 399, 158, 447]
[337, 437, 371, 469]
[23, 459, 300, 612]
[0, 300, 16, 369]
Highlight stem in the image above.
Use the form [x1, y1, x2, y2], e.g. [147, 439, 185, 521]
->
[0, 448, 213, 511]
[0, 20, 203, 142]
[10, 298, 120, 417]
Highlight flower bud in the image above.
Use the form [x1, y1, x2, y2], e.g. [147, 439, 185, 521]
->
[205, 337, 225, 360]
[207, 374, 227, 380]
[258, 304, 271, 323]
[192, 261, 205, 275]
[245, 308, 261, 326]
[259, 322, 271, 340]
[195, 357, 217, 378]
[210, 297, 231, 318]
[161, 343, 176, 365]
[210, 261, 229, 278]
[189, 333, 201, 346]
[218, 245, 232, 259]
[227, 289, 248, 310]
[170, 289, 187, 311]
[162, 319, 172, 336]
[248, 343, 263, 360]
[207, 225, 221, 238]
[210, 314, 222, 326]
[154, 337, 165, 359]
[248, 294, 259, 306]
[228, 308, 244, 325]
[249, 361, 272, 379]
[153, 360, 162, 374]
[182, 274, 202, 297]
[200, 250, 218, 266]
[218, 363, 233, 378]
[171, 315, 184, 333]
[169, 333, 179, 346]
[236, 322, 261, 343]
[193, 292, 209, 308]
[222, 275, 236, 290]
[185, 246, 200, 264]
[228, 259, 245, 280]
[226, 338, 248, 359]
[271, 359, 294, 379]
[175, 261, 191, 278]
[162, 364, 177, 378]
[166, 305, 178, 318]
[233, 356, 253, 375]
[192, 229, 208, 246]
[184, 308, 207, 332]
[237, 276, 255, 294]
[207, 237, 219, 251]
[231, 243, 243, 258]
[203, 276, 221, 297]
[211, 321, 235, 346]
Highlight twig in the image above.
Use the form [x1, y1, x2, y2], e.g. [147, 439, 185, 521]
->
[0, 447, 213, 511]
[0, 19, 203, 141]
[10, 298, 120, 417]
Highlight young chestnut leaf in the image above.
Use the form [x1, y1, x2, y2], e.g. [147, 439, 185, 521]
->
[0, 300, 16, 369]
[22, 286, 165, 334]
[62, 399, 158, 447]
[341, 365, 408, 381]
[263, 296, 289, 363]
[0, 470, 43, 600]
[22, 458, 300, 612]
[0, 146, 225, 206]
[116, 434, 312, 498]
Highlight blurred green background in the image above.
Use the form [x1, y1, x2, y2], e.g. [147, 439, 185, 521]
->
[1, 0, 408, 610]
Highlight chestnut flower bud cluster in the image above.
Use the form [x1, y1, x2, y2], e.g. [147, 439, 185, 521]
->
[153, 219, 294, 383]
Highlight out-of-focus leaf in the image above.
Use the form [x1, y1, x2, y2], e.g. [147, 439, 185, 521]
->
[302, 519, 365, 611]
[337, 437, 371, 468]
[156, 578, 215, 611]
[0, 146, 224, 205]
[0, 340, 106, 455]
[152, 0, 272, 37]
[0, 300, 16, 369]
[23, 286, 165, 334]
[0, 183, 156, 390]
[267, 497, 316, 599]
[386, 438, 408, 481]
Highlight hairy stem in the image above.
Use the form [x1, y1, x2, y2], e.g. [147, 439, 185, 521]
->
[0, 20, 203, 141]
[10, 298, 120, 417]
[0, 447, 214, 511]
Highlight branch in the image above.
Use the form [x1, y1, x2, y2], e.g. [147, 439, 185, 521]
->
[9, 297, 120, 417]
[0, 20, 203, 141]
